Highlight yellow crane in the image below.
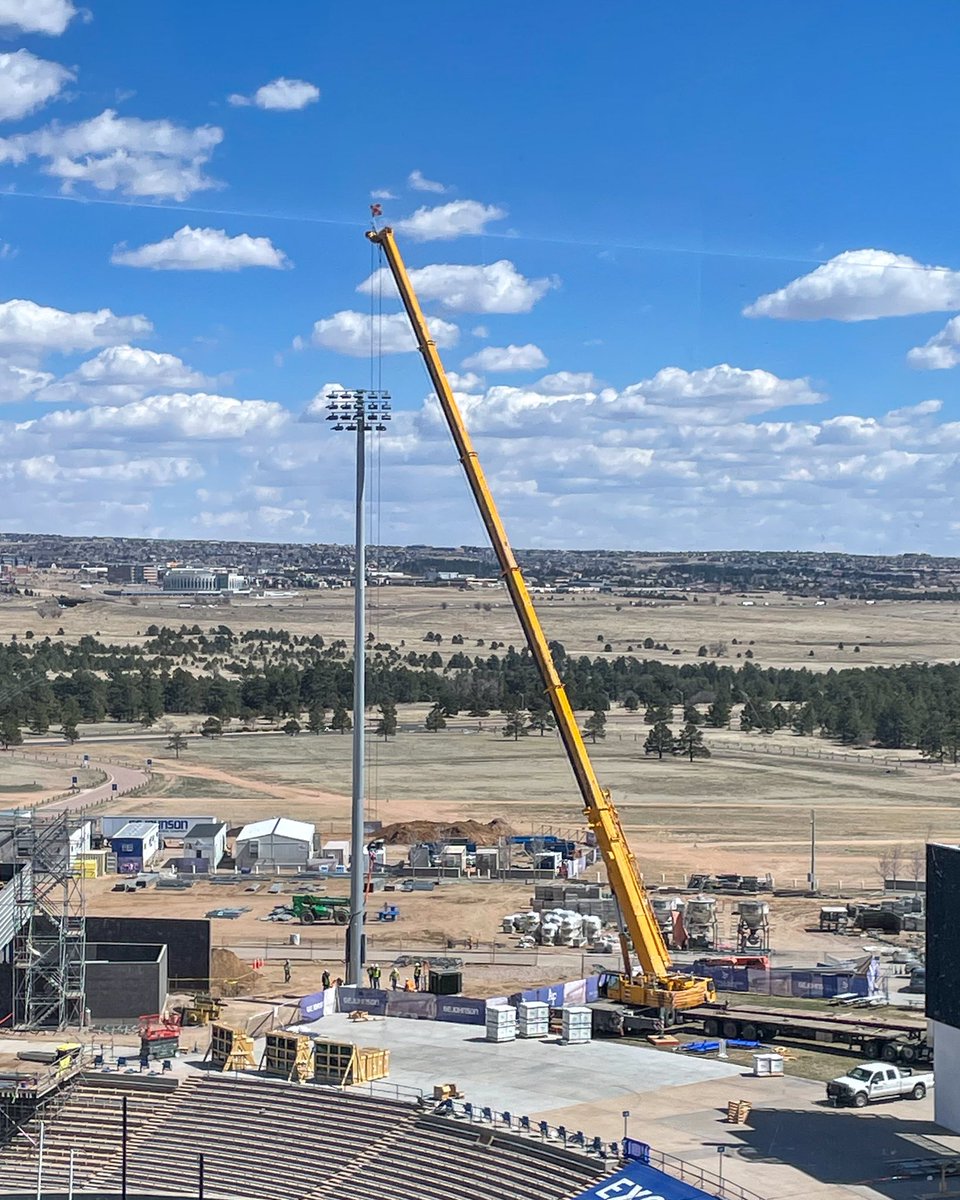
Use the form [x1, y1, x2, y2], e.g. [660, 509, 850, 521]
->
[368, 226, 714, 1018]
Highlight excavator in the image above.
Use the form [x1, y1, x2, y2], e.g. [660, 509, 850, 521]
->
[367, 225, 715, 1023]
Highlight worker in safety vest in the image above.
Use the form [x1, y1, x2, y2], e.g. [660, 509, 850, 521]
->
[321, 970, 331, 990]
[372, 963, 382, 988]
[413, 961, 423, 990]
[389, 966, 401, 990]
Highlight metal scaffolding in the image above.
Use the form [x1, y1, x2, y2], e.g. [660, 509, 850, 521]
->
[11, 812, 86, 1029]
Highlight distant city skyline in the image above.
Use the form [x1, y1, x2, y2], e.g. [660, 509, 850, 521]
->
[1, 3, 959, 552]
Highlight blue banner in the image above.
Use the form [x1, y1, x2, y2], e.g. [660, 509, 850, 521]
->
[299, 990, 325, 1021]
[571, 1161, 719, 1200]
[436, 996, 486, 1024]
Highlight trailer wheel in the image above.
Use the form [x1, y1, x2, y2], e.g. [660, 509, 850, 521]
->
[740, 1023, 758, 1041]
[899, 1044, 917, 1063]
[334, 909, 349, 925]
[703, 1018, 720, 1037]
[853, 1092, 868, 1108]
[756, 1025, 774, 1041]
[864, 1039, 882, 1059]
[301, 910, 315, 925]
[722, 1021, 739, 1039]
[912, 1083, 926, 1100]
[881, 1042, 899, 1063]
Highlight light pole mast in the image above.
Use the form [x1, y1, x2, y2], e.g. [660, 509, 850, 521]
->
[326, 389, 391, 985]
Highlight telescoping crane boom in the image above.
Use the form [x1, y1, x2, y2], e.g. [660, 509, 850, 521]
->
[367, 226, 714, 1016]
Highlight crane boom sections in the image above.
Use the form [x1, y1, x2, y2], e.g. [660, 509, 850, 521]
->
[367, 225, 678, 987]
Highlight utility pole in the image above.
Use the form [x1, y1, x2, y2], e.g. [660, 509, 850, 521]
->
[327, 389, 391, 985]
[809, 808, 818, 894]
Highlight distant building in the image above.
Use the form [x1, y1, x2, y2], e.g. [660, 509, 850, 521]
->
[234, 817, 315, 869]
[182, 822, 228, 869]
[108, 821, 160, 874]
[162, 568, 246, 593]
[107, 564, 160, 584]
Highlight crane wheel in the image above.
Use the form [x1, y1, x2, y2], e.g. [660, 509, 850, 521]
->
[301, 911, 315, 925]
[334, 909, 349, 925]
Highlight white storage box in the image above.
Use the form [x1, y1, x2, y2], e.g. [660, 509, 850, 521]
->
[561, 1006, 592, 1043]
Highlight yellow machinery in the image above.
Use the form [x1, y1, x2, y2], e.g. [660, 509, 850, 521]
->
[175, 993, 223, 1026]
[368, 226, 715, 1020]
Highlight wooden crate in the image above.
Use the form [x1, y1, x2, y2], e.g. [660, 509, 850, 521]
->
[313, 1039, 390, 1086]
[726, 1099, 752, 1124]
[262, 1032, 314, 1082]
[207, 1023, 255, 1072]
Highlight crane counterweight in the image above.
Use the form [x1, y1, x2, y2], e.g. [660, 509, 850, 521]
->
[366, 225, 714, 1019]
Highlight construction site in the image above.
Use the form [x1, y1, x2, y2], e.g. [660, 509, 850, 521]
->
[0, 225, 956, 1200]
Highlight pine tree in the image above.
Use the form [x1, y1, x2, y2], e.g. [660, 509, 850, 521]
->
[583, 710, 607, 743]
[675, 722, 710, 762]
[792, 703, 816, 737]
[425, 703, 447, 732]
[527, 697, 556, 736]
[0, 715, 23, 750]
[501, 696, 526, 740]
[875, 700, 917, 750]
[307, 705, 327, 734]
[377, 699, 398, 741]
[644, 721, 674, 759]
[166, 732, 188, 759]
[706, 697, 731, 728]
[682, 703, 702, 726]
[283, 719, 301, 736]
[331, 700, 352, 734]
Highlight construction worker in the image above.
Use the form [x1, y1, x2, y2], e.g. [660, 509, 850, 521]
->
[366, 964, 376, 987]
[371, 963, 382, 989]
[283, 959, 291, 985]
[389, 966, 401, 991]
[321, 969, 331, 990]
[413, 961, 423, 991]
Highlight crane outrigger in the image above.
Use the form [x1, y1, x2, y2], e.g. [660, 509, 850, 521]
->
[367, 225, 714, 1019]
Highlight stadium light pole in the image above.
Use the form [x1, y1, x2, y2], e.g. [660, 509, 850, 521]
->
[327, 389, 391, 985]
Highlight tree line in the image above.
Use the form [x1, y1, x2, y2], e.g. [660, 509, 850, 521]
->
[1, 629, 960, 759]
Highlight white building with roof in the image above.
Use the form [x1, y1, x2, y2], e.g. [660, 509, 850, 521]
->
[234, 817, 315, 869]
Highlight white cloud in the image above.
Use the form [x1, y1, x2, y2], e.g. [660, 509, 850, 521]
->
[745, 249, 960, 321]
[370, 188, 396, 200]
[472, 325, 489, 339]
[0, 298, 150, 358]
[0, 49, 72, 121]
[309, 310, 459, 357]
[358, 260, 555, 314]
[228, 77, 319, 111]
[535, 371, 600, 395]
[0, 360, 52, 403]
[446, 371, 482, 391]
[408, 169, 448, 194]
[462, 343, 547, 372]
[395, 200, 506, 242]
[0, 109, 223, 200]
[0, 0, 76, 36]
[907, 316, 960, 369]
[38, 345, 209, 405]
[613, 364, 823, 423]
[300, 382, 346, 422]
[111, 225, 291, 271]
[6, 453, 201, 485]
[25, 392, 288, 443]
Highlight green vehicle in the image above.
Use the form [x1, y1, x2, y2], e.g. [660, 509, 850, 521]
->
[292, 894, 351, 925]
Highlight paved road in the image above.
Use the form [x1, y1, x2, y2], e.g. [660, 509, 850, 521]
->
[17, 757, 150, 816]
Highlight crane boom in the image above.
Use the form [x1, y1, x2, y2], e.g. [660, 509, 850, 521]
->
[368, 226, 712, 1011]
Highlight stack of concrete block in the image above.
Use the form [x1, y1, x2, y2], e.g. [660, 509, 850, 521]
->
[517, 1001, 549, 1038]
[485, 1004, 517, 1043]
[531, 883, 616, 922]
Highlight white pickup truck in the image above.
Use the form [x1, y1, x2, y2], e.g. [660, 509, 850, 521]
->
[826, 1063, 934, 1107]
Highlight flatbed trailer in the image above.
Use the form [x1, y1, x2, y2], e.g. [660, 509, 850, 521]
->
[679, 1003, 930, 1063]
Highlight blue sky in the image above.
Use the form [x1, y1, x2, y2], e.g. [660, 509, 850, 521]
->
[2, 1, 960, 552]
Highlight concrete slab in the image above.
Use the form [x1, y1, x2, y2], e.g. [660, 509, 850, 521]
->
[295, 1012, 741, 1114]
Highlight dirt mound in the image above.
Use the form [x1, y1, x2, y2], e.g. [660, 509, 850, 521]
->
[377, 818, 514, 846]
[211, 947, 264, 996]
